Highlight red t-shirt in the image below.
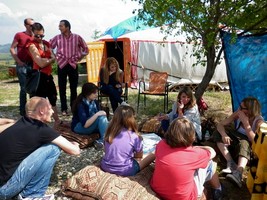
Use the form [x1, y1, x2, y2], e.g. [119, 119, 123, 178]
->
[13, 32, 34, 63]
[150, 140, 211, 200]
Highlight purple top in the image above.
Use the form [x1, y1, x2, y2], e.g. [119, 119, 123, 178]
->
[100, 128, 143, 176]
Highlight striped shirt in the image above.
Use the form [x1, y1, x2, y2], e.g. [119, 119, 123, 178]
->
[50, 33, 89, 69]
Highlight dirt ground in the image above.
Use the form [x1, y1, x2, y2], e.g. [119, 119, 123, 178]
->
[0, 78, 252, 200]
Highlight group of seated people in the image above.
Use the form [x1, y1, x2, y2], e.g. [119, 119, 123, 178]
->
[0, 77, 264, 199]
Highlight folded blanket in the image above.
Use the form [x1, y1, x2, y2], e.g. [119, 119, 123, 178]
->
[55, 125, 99, 149]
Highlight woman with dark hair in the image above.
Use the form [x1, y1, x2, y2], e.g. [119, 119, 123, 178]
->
[159, 86, 202, 141]
[71, 82, 108, 149]
[27, 22, 62, 127]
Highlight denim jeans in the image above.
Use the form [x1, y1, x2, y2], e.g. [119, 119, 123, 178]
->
[0, 144, 60, 199]
[100, 84, 123, 112]
[16, 64, 32, 116]
[58, 64, 78, 112]
[74, 116, 108, 142]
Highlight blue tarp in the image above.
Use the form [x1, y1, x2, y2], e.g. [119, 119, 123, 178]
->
[222, 32, 267, 120]
[103, 15, 155, 39]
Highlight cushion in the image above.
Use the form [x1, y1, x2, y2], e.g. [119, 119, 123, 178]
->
[62, 165, 160, 200]
[139, 117, 161, 133]
[55, 124, 99, 149]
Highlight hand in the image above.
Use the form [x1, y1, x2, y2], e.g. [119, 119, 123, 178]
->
[115, 84, 122, 88]
[17, 60, 26, 67]
[222, 135, 232, 145]
[177, 101, 184, 109]
[158, 114, 168, 121]
[237, 110, 249, 125]
[96, 111, 106, 116]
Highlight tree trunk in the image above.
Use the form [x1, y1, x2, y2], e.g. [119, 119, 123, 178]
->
[195, 45, 216, 101]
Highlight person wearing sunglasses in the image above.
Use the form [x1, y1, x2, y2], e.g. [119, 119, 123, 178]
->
[27, 22, 62, 128]
[10, 18, 35, 116]
[213, 96, 264, 188]
[50, 20, 89, 117]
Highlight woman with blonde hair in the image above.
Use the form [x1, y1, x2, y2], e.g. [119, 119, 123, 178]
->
[213, 96, 264, 188]
[101, 105, 155, 176]
[99, 57, 128, 112]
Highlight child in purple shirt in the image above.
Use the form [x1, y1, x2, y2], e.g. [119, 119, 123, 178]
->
[101, 105, 155, 176]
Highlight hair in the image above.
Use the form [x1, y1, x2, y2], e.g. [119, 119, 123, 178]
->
[26, 97, 49, 116]
[102, 57, 122, 84]
[241, 96, 262, 118]
[24, 18, 34, 25]
[104, 105, 140, 143]
[177, 86, 196, 110]
[165, 118, 196, 148]
[60, 19, 71, 30]
[71, 82, 98, 115]
[31, 22, 44, 32]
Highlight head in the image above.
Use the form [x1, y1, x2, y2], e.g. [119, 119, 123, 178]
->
[165, 118, 196, 148]
[239, 97, 261, 118]
[177, 86, 196, 109]
[71, 83, 98, 114]
[31, 22, 45, 42]
[24, 18, 34, 32]
[26, 97, 54, 123]
[104, 105, 138, 143]
[102, 57, 121, 84]
[59, 20, 71, 34]
[81, 82, 98, 101]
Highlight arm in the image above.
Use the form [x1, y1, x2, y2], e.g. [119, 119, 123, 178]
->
[10, 39, 24, 66]
[0, 118, 16, 133]
[28, 44, 55, 68]
[83, 111, 106, 128]
[196, 146, 216, 159]
[52, 135, 81, 155]
[216, 112, 238, 145]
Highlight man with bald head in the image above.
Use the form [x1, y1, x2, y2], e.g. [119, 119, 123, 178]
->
[0, 97, 81, 199]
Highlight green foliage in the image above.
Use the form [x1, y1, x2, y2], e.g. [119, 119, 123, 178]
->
[130, 0, 267, 100]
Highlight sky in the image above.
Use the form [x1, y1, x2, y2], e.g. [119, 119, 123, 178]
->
[0, 0, 140, 45]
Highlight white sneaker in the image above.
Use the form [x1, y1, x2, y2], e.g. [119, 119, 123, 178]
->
[120, 101, 129, 106]
[18, 194, 54, 200]
[221, 161, 237, 174]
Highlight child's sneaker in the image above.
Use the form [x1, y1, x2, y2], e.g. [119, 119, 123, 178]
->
[213, 188, 223, 200]
[94, 140, 104, 150]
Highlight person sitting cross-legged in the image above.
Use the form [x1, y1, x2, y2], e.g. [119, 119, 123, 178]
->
[0, 97, 81, 200]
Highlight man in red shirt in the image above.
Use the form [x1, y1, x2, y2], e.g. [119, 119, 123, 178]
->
[10, 18, 35, 116]
[50, 20, 89, 116]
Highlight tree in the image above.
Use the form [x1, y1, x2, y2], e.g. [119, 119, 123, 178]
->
[129, 0, 267, 100]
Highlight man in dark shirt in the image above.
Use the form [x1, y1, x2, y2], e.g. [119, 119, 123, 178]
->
[0, 97, 81, 199]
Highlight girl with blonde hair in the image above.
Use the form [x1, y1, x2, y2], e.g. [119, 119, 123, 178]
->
[99, 57, 128, 112]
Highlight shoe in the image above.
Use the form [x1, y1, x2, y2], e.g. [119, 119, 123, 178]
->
[213, 188, 223, 200]
[18, 194, 54, 200]
[94, 140, 104, 150]
[221, 161, 237, 174]
[226, 170, 242, 188]
[120, 101, 129, 106]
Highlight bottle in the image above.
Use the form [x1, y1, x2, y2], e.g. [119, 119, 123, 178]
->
[205, 130, 210, 141]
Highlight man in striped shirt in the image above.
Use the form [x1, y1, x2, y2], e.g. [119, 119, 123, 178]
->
[50, 20, 89, 116]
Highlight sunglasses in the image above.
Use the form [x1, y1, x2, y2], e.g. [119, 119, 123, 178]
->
[34, 34, 45, 39]
[239, 105, 248, 110]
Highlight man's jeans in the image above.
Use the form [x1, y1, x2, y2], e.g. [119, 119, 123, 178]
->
[0, 144, 61, 199]
[16, 64, 32, 116]
[74, 115, 108, 142]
